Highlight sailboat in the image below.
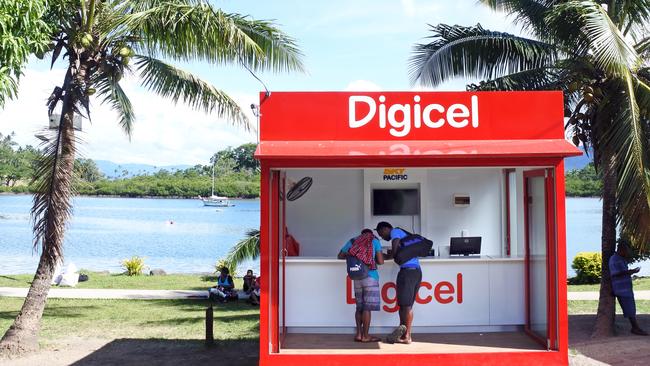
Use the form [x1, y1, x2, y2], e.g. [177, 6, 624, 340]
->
[199, 162, 233, 207]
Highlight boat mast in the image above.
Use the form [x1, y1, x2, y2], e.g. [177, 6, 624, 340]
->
[211, 161, 215, 196]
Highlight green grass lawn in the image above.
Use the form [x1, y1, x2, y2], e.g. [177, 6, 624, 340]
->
[567, 277, 650, 292]
[0, 297, 258, 344]
[0, 272, 243, 290]
[568, 300, 650, 314]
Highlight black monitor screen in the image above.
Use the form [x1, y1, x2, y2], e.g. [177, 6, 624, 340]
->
[450, 237, 482, 256]
[372, 189, 420, 215]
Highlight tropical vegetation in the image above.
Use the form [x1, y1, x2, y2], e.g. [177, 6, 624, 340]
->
[409, 0, 650, 337]
[0, 0, 303, 355]
[1, 139, 260, 198]
[565, 163, 601, 196]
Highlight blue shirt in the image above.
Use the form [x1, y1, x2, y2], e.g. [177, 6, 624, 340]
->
[609, 253, 633, 297]
[391, 228, 420, 269]
[341, 237, 382, 280]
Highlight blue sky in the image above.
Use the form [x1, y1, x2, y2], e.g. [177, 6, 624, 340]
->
[0, 0, 518, 165]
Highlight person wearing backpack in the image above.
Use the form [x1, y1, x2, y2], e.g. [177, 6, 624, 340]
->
[375, 221, 421, 344]
[338, 229, 384, 342]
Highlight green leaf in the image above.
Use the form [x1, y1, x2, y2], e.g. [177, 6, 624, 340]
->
[409, 23, 557, 86]
[134, 55, 250, 130]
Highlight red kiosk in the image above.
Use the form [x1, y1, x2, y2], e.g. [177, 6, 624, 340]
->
[255, 91, 581, 366]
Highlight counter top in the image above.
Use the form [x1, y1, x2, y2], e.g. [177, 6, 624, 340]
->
[284, 255, 524, 263]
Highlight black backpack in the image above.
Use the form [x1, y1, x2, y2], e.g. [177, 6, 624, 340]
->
[346, 237, 369, 280]
[394, 228, 433, 265]
[346, 255, 369, 280]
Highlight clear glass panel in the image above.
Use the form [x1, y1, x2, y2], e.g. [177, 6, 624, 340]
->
[507, 171, 518, 256]
[527, 176, 548, 341]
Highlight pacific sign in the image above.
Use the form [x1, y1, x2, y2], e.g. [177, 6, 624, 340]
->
[349, 95, 479, 137]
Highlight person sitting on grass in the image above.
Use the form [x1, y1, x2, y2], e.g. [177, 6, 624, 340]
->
[249, 275, 261, 306]
[609, 242, 648, 336]
[243, 269, 256, 294]
[210, 267, 238, 303]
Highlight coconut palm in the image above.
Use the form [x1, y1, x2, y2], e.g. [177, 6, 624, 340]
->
[226, 228, 260, 272]
[409, 0, 650, 337]
[0, 0, 303, 354]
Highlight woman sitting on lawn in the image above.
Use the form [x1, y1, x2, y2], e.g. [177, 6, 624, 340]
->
[243, 269, 256, 294]
[249, 275, 261, 306]
[209, 267, 238, 303]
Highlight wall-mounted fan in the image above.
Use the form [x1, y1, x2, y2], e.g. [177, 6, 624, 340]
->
[286, 177, 313, 201]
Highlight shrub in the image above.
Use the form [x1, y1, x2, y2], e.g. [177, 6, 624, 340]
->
[121, 256, 146, 276]
[571, 252, 602, 284]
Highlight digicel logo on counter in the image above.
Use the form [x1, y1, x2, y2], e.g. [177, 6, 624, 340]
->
[346, 273, 463, 313]
[349, 95, 479, 137]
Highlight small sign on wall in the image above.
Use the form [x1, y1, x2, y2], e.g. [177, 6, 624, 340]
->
[383, 168, 408, 181]
[453, 194, 470, 207]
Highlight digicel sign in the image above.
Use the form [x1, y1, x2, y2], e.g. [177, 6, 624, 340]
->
[346, 273, 463, 313]
[349, 95, 479, 137]
[259, 91, 565, 141]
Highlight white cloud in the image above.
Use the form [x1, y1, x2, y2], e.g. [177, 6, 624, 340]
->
[0, 68, 257, 166]
[344, 80, 382, 91]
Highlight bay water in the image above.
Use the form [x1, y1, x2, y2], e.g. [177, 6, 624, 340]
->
[1, 195, 648, 276]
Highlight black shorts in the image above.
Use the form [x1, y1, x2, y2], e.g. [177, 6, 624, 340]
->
[396, 267, 422, 307]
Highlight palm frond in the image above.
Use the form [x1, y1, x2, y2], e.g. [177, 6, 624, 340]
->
[466, 66, 560, 91]
[595, 76, 650, 250]
[549, 1, 641, 76]
[134, 55, 249, 129]
[225, 229, 260, 271]
[125, 2, 304, 73]
[409, 23, 557, 87]
[31, 113, 78, 267]
[93, 69, 135, 137]
[479, 0, 555, 37]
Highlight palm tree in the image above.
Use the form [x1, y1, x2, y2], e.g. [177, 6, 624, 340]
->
[225, 229, 260, 272]
[409, 0, 650, 338]
[0, 0, 303, 355]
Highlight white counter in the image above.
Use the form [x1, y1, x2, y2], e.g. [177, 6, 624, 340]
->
[282, 255, 525, 333]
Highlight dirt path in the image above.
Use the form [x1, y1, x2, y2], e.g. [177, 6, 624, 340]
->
[1, 315, 648, 365]
[1, 337, 258, 366]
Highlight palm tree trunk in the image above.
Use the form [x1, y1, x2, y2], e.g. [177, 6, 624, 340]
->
[591, 155, 617, 338]
[0, 80, 77, 356]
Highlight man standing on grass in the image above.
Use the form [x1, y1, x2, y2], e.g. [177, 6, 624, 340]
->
[609, 242, 648, 336]
[338, 229, 384, 342]
[375, 221, 420, 344]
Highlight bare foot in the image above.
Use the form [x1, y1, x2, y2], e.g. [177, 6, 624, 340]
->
[354, 335, 363, 342]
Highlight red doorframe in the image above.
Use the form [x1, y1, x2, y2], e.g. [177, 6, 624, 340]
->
[523, 169, 558, 350]
[504, 169, 515, 256]
[270, 171, 280, 353]
[259, 158, 569, 365]
[280, 173, 287, 346]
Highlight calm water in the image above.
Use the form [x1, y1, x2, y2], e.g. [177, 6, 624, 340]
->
[0, 195, 260, 275]
[0, 196, 648, 275]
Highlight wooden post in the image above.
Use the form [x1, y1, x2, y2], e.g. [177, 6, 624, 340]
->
[205, 305, 214, 347]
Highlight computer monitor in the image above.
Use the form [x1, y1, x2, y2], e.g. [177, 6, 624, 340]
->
[450, 237, 481, 256]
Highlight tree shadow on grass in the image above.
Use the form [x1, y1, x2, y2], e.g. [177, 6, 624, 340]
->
[70, 338, 259, 366]
[0, 305, 102, 321]
[569, 314, 650, 365]
[141, 312, 258, 327]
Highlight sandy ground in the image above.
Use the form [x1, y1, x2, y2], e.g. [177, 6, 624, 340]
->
[1, 315, 648, 365]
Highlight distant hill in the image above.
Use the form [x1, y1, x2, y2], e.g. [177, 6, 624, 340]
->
[95, 160, 192, 179]
[564, 148, 592, 171]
